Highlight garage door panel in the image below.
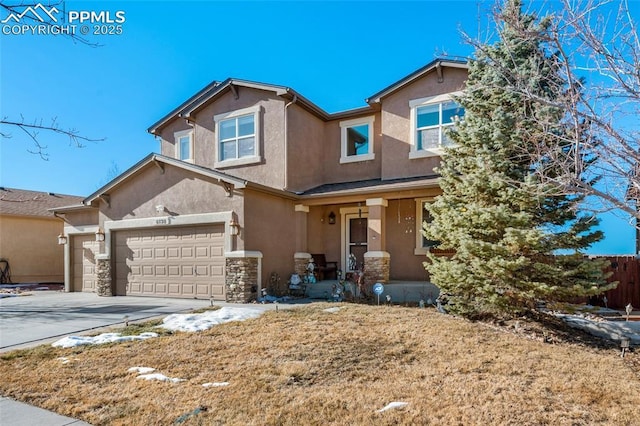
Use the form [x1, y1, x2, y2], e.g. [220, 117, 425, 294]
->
[115, 225, 225, 299]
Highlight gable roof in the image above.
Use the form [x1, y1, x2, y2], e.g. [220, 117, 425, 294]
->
[366, 58, 468, 104]
[0, 188, 83, 218]
[148, 57, 467, 135]
[78, 153, 298, 209]
[148, 79, 336, 135]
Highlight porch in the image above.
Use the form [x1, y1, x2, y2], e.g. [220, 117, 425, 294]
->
[302, 280, 440, 304]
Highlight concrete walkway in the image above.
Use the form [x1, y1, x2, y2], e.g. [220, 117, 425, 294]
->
[0, 396, 91, 426]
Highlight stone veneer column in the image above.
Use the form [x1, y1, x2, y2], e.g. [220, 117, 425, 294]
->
[293, 204, 311, 277]
[95, 254, 113, 296]
[364, 251, 390, 287]
[225, 251, 263, 303]
[294, 252, 312, 276]
[364, 198, 389, 286]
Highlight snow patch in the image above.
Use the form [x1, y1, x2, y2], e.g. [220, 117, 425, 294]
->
[377, 402, 409, 412]
[136, 373, 185, 383]
[52, 332, 159, 348]
[160, 307, 263, 332]
[323, 307, 341, 313]
[128, 366, 156, 374]
[202, 382, 230, 387]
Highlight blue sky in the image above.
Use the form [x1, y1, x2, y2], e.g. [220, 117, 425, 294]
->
[0, 0, 636, 254]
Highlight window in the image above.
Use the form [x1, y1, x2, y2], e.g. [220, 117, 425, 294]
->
[339, 116, 375, 164]
[409, 92, 464, 158]
[214, 106, 261, 168]
[414, 198, 439, 254]
[174, 129, 193, 162]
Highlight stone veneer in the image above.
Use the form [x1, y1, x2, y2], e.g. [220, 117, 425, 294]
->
[225, 254, 260, 303]
[294, 252, 312, 277]
[95, 255, 112, 297]
[363, 252, 390, 287]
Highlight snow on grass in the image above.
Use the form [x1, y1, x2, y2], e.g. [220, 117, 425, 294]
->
[52, 332, 159, 348]
[136, 373, 185, 383]
[377, 402, 409, 413]
[202, 382, 230, 387]
[128, 366, 156, 374]
[159, 306, 264, 332]
[323, 307, 341, 313]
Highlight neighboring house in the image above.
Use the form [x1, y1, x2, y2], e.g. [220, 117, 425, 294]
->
[54, 58, 468, 301]
[0, 187, 83, 284]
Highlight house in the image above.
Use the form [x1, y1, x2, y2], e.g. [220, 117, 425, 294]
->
[53, 58, 468, 301]
[0, 187, 83, 284]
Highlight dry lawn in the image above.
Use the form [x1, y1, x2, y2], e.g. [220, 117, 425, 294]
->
[1, 304, 639, 425]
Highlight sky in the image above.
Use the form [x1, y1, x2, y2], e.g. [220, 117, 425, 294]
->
[0, 0, 637, 254]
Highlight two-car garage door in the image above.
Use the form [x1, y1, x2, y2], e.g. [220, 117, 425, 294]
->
[114, 225, 226, 299]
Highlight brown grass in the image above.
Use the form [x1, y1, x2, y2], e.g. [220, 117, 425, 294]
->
[0, 304, 638, 425]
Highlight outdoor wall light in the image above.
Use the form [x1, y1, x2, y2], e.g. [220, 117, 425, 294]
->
[95, 228, 106, 242]
[57, 234, 68, 245]
[328, 211, 336, 225]
[229, 218, 240, 236]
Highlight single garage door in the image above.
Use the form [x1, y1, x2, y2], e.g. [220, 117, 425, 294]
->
[72, 234, 99, 292]
[114, 225, 225, 299]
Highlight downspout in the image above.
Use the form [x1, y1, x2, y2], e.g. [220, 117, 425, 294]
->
[283, 94, 298, 190]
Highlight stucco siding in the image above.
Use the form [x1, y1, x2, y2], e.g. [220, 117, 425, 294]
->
[381, 67, 467, 180]
[321, 113, 382, 185]
[385, 199, 431, 281]
[243, 189, 296, 282]
[101, 163, 244, 225]
[285, 104, 325, 192]
[159, 119, 192, 160]
[0, 215, 64, 283]
[191, 89, 286, 188]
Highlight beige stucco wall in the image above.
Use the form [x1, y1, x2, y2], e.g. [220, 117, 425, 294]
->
[243, 189, 297, 283]
[63, 208, 99, 228]
[285, 104, 325, 193]
[381, 67, 467, 180]
[159, 119, 192, 159]
[0, 215, 64, 283]
[160, 88, 287, 189]
[99, 163, 244, 225]
[321, 112, 382, 185]
[385, 199, 431, 281]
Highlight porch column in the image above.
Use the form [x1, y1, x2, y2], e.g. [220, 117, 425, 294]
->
[293, 204, 311, 276]
[364, 198, 390, 286]
[225, 251, 263, 303]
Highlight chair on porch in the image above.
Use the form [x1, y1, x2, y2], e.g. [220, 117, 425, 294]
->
[310, 254, 338, 281]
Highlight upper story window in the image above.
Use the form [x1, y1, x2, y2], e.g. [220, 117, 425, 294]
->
[409, 92, 464, 159]
[214, 105, 261, 168]
[339, 116, 375, 164]
[174, 129, 193, 162]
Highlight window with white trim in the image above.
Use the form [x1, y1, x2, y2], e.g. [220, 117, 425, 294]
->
[409, 93, 464, 158]
[214, 106, 261, 168]
[340, 116, 375, 164]
[174, 129, 193, 162]
[414, 198, 439, 254]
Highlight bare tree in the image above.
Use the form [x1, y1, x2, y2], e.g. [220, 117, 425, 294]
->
[466, 0, 640, 224]
[1, 1, 104, 158]
[0, 116, 105, 160]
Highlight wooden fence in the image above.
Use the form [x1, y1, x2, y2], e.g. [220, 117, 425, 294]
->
[593, 256, 640, 309]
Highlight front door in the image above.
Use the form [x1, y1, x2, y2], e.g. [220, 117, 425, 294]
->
[345, 214, 367, 272]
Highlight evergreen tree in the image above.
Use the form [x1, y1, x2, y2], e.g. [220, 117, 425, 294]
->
[423, 0, 613, 318]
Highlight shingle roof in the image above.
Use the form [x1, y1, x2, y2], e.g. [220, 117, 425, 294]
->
[300, 175, 440, 197]
[0, 188, 84, 218]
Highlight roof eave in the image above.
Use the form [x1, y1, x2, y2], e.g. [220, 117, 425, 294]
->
[366, 59, 468, 104]
[84, 154, 248, 205]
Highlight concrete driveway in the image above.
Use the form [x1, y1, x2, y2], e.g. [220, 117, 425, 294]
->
[0, 291, 220, 352]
